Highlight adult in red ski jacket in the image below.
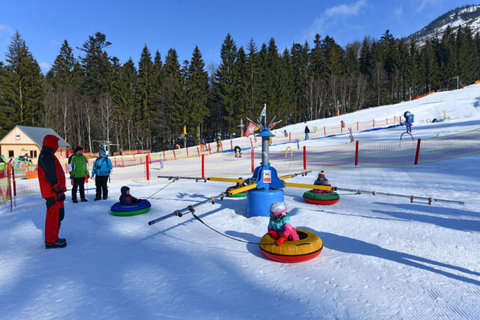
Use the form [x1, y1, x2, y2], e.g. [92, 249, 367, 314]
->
[38, 135, 67, 249]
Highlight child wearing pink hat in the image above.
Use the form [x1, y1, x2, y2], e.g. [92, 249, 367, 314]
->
[268, 202, 300, 246]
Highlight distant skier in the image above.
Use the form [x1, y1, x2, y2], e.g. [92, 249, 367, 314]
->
[234, 146, 242, 158]
[268, 202, 300, 246]
[305, 125, 310, 140]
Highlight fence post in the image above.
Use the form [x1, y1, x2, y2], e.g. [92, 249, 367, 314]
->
[357, 121, 359, 131]
[121, 156, 125, 167]
[303, 146, 307, 170]
[201, 154, 205, 178]
[163, 150, 166, 160]
[173, 150, 176, 160]
[324, 126, 326, 136]
[414, 139, 422, 165]
[251, 149, 255, 173]
[11, 167, 16, 207]
[289, 132, 291, 142]
[186, 147, 189, 157]
[230, 140, 233, 150]
[7, 167, 13, 211]
[197, 147, 200, 157]
[146, 154, 150, 181]
[355, 140, 359, 166]
[250, 137, 253, 147]
[373, 119, 375, 128]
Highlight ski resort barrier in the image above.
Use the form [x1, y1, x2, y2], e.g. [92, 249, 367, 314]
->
[0, 165, 14, 211]
[7, 128, 480, 198]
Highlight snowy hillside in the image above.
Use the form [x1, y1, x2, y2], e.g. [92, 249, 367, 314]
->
[1, 86, 480, 319]
[410, 4, 480, 45]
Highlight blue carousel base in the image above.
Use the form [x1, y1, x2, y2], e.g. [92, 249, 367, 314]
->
[246, 188, 284, 217]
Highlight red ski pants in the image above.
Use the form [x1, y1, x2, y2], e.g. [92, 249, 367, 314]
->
[45, 197, 65, 244]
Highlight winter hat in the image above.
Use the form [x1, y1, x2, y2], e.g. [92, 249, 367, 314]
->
[73, 146, 83, 154]
[121, 186, 130, 195]
[270, 202, 287, 217]
[99, 149, 107, 156]
[43, 135, 59, 152]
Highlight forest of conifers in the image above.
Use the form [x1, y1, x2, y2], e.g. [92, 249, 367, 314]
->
[0, 25, 479, 151]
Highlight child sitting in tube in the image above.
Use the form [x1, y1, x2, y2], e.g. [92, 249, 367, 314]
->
[119, 186, 142, 205]
[268, 202, 300, 246]
[313, 171, 333, 194]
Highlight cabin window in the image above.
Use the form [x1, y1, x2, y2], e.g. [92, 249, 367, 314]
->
[15, 135, 20, 140]
[9, 151, 14, 158]
[30, 150, 37, 158]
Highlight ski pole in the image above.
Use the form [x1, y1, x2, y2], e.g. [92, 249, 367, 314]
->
[148, 192, 226, 225]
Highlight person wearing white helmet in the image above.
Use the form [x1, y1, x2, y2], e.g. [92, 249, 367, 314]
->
[268, 201, 300, 246]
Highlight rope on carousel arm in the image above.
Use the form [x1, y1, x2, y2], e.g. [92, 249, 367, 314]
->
[188, 206, 260, 245]
[146, 177, 179, 199]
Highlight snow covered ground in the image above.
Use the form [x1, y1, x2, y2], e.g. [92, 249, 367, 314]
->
[1, 86, 480, 320]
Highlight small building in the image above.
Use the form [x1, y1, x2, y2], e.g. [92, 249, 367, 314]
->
[0, 125, 70, 164]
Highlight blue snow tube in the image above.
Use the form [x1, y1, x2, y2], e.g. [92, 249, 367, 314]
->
[110, 199, 151, 216]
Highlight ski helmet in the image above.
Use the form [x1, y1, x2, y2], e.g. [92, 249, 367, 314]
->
[270, 202, 288, 221]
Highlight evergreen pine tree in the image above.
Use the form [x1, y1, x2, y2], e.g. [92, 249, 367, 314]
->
[186, 46, 209, 143]
[3, 31, 45, 128]
[215, 33, 238, 132]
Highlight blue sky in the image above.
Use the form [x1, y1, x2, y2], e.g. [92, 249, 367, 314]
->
[0, 0, 476, 73]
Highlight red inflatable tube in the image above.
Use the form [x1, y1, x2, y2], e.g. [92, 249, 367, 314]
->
[303, 196, 339, 205]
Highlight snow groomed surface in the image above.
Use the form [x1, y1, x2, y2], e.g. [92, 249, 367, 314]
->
[303, 190, 340, 205]
[110, 199, 151, 216]
[259, 229, 323, 263]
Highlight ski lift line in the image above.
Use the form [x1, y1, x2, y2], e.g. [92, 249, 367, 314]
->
[335, 187, 464, 205]
[148, 192, 226, 225]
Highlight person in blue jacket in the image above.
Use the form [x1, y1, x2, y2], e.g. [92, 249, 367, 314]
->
[91, 149, 112, 200]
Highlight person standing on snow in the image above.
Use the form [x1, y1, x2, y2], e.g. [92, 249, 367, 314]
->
[305, 125, 310, 140]
[38, 134, 67, 249]
[91, 149, 112, 200]
[69, 146, 89, 203]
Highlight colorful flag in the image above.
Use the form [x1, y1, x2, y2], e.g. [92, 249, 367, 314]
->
[258, 105, 267, 122]
[245, 121, 258, 137]
[268, 121, 280, 130]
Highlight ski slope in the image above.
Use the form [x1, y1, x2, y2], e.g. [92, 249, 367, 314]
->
[1, 86, 480, 320]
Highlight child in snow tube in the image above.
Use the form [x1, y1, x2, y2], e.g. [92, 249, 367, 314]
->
[226, 178, 247, 197]
[268, 202, 300, 246]
[120, 186, 142, 205]
[312, 171, 333, 194]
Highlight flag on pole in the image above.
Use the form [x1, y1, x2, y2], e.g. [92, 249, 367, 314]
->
[258, 105, 267, 123]
[268, 121, 280, 130]
[245, 121, 258, 137]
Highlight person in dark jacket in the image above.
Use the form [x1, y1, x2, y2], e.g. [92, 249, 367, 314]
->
[38, 135, 67, 249]
[119, 186, 141, 205]
[305, 125, 310, 140]
[91, 149, 112, 200]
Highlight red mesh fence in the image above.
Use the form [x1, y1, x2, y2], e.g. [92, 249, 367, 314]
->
[0, 165, 12, 206]
[10, 128, 480, 197]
